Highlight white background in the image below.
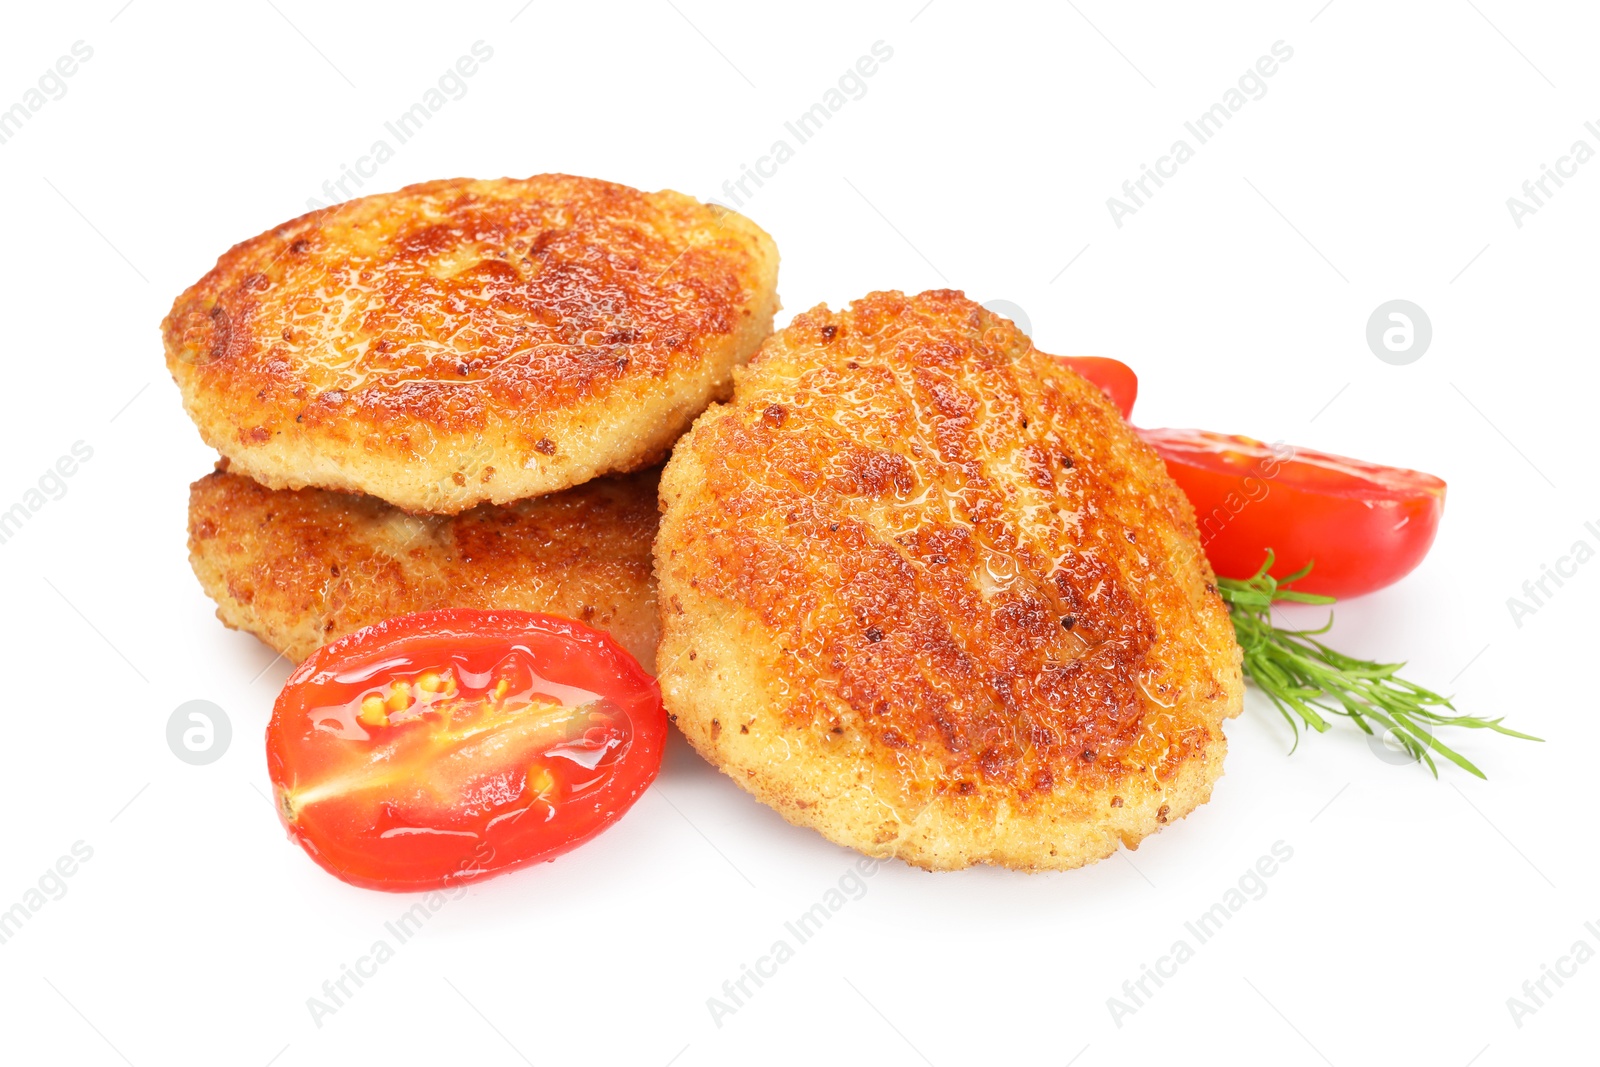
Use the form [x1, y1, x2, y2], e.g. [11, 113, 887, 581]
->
[1, 2, 1594, 1064]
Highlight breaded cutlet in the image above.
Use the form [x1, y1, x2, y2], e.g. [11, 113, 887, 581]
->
[189, 465, 660, 670]
[654, 290, 1243, 870]
[164, 174, 778, 513]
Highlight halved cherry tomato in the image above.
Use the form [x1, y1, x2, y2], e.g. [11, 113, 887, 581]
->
[1140, 428, 1447, 598]
[266, 609, 665, 892]
[1059, 356, 1138, 419]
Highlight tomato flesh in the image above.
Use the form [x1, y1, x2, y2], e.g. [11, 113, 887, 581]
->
[266, 609, 665, 892]
[1140, 428, 1447, 598]
[1059, 356, 1138, 419]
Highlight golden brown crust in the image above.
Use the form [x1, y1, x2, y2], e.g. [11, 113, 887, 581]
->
[164, 174, 779, 513]
[189, 465, 660, 670]
[654, 290, 1243, 870]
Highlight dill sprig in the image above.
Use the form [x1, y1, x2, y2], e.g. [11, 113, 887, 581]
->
[1217, 552, 1540, 778]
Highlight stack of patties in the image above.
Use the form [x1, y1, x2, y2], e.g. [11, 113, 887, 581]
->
[164, 175, 1243, 873]
[164, 174, 780, 671]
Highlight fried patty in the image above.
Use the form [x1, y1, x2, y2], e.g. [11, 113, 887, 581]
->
[189, 465, 660, 670]
[164, 174, 779, 513]
[655, 290, 1243, 870]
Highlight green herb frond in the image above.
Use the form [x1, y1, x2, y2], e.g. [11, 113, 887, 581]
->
[1217, 552, 1540, 779]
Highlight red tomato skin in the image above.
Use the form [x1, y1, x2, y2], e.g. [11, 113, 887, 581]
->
[1058, 356, 1138, 419]
[266, 609, 666, 893]
[1140, 429, 1446, 599]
